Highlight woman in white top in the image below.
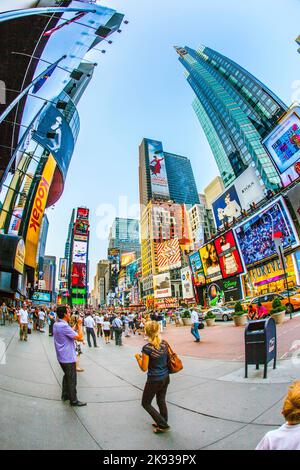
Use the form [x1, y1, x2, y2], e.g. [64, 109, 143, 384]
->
[256, 380, 300, 450]
[102, 316, 111, 344]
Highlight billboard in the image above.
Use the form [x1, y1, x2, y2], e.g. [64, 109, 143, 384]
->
[214, 231, 244, 278]
[25, 154, 56, 268]
[199, 242, 222, 283]
[146, 139, 170, 198]
[72, 241, 87, 264]
[33, 104, 75, 181]
[71, 263, 87, 288]
[126, 260, 138, 287]
[74, 219, 89, 237]
[121, 252, 136, 267]
[31, 290, 52, 303]
[157, 239, 181, 272]
[181, 267, 195, 299]
[212, 167, 265, 228]
[235, 198, 298, 267]
[77, 207, 89, 220]
[207, 277, 242, 307]
[58, 258, 68, 281]
[263, 106, 300, 186]
[286, 185, 300, 225]
[153, 272, 172, 299]
[189, 251, 205, 286]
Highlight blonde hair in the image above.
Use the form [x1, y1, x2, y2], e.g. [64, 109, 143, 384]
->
[145, 321, 161, 349]
[282, 381, 300, 424]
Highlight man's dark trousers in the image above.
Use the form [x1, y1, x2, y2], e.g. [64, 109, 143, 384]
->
[60, 362, 77, 403]
[114, 328, 122, 346]
[86, 327, 97, 347]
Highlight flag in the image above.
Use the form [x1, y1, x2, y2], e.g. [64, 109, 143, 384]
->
[43, 12, 87, 38]
[31, 62, 58, 94]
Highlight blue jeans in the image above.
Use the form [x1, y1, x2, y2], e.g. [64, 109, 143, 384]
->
[191, 323, 200, 341]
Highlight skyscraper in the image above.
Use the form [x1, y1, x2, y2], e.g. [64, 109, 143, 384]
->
[175, 45, 287, 189]
[139, 138, 200, 207]
[108, 217, 140, 257]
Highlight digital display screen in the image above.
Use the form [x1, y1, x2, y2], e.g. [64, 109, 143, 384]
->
[199, 243, 222, 283]
[72, 241, 87, 264]
[214, 231, 244, 278]
[189, 251, 206, 286]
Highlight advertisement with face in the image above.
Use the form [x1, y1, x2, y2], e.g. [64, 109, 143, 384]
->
[189, 251, 206, 286]
[199, 243, 222, 283]
[263, 107, 300, 175]
[72, 241, 87, 264]
[212, 185, 242, 228]
[153, 273, 172, 299]
[71, 263, 86, 288]
[181, 267, 195, 299]
[146, 139, 170, 199]
[214, 231, 244, 279]
[207, 277, 242, 307]
[235, 198, 298, 267]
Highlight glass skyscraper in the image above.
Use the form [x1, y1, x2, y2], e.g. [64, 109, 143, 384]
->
[108, 218, 141, 257]
[176, 45, 287, 189]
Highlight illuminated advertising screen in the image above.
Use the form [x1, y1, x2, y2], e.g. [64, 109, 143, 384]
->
[235, 198, 298, 267]
[58, 258, 68, 281]
[72, 241, 87, 264]
[71, 263, 86, 288]
[121, 252, 136, 267]
[189, 251, 205, 286]
[74, 219, 89, 237]
[146, 139, 170, 198]
[207, 277, 242, 307]
[263, 107, 300, 187]
[31, 291, 52, 303]
[199, 243, 222, 283]
[214, 231, 244, 279]
[181, 267, 195, 299]
[126, 261, 138, 287]
[157, 239, 181, 272]
[77, 207, 89, 220]
[153, 272, 171, 299]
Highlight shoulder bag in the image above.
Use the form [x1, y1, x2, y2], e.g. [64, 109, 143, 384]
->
[165, 341, 183, 374]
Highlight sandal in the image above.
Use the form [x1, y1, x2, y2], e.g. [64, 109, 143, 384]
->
[153, 426, 170, 434]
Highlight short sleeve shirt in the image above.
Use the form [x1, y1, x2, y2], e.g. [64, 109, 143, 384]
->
[142, 340, 169, 382]
[53, 320, 77, 364]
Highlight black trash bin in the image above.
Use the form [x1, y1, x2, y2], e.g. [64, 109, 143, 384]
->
[244, 317, 277, 379]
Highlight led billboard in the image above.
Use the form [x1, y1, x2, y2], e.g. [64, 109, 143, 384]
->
[263, 106, 300, 187]
[120, 252, 136, 267]
[146, 139, 170, 199]
[214, 231, 244, 278]
[153, 272, 172, 299]
[189, 251, 205, 286]
[199, 243, 222, 283]
[181, 267, 195, 299]
[58, 258, 68, 281]
[207, 277, 242, 307]
[235, 198, 298, 267]
[157, 239, 181, 272]
[71, 263, 87, 288]
[77, 207, 89, 220]
[72, 241, 87, 264]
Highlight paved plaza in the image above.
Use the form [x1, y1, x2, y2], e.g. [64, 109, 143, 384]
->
[0, 319, 300, 450]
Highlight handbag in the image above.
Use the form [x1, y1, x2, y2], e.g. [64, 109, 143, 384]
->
[198, 322, 205, 330]
[166, 341, 183, 374]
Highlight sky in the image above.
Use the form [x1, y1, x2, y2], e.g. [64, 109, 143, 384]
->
[44, 0, 300, 288]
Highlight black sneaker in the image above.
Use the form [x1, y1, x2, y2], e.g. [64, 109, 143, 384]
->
[70, 401, 87, 407]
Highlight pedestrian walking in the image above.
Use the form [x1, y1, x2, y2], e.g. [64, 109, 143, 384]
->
[123, 313, 130, 337]
[94, 312, 103, 338]
[17, 304, 29, 341]
[48, 307, 57, 337]
[256, 381, 300, 450]
[102, 316, 111, 344]
[84, 312, 98, 348]
[0, 302, 7, 326]
[38, 308, 45, 332]
[157, 311, 164, 333]
[190, 308, 200, 342]
[112, 315, 123, 346]
[53, 305, 86, 407]
[135, 321, 171, 434]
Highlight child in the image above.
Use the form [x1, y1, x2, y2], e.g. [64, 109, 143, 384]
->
[256, 381, 300, 450]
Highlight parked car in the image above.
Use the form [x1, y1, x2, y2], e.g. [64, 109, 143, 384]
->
[205, 307, 233, 322]
[250, 292, 300, 314]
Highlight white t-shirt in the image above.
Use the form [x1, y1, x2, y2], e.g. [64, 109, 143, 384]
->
[256, 423, 300, 450]
[94, 315, 102, 324]
[84, 316, 95, 328]
[191, 310, 199, 324]
[17, 309, 28, 324]
[102, 321, 111, 331]
[38, 311, 45, 321]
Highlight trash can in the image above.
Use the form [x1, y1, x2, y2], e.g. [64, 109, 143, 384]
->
[244, 317, 277, 379]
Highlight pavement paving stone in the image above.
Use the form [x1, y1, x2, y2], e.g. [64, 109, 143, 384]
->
[0, 374, 61, 400]
[203, 423, 276, 450]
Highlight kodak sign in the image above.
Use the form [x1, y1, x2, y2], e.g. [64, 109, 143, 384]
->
[25, 154, 56, 268]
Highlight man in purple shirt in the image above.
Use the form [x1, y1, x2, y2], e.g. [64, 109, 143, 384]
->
[53, 305, 86, 407]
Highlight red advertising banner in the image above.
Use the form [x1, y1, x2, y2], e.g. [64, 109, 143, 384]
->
[77, 207, 89, 220]
[214, 231, 244, 279]
[71, 263, 87, 288]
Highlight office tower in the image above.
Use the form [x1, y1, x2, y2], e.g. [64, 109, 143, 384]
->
[204, 176, 225, 209]
[175, 45, 287, 189]
[42, 255, 57, 297]
[139, 138, 200, 207]
[188, 194, 215, 249]
[108, 217, 140, 257]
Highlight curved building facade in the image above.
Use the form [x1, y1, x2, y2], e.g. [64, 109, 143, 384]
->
[0, 0, 124, 300]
